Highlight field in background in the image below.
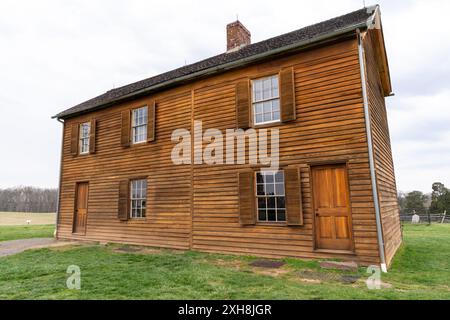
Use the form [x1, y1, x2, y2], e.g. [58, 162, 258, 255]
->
[0, 212, 56, 226]
[0, 224, 449, 299]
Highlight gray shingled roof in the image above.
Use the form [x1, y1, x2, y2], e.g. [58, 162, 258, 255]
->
[54, 6, 376, 119]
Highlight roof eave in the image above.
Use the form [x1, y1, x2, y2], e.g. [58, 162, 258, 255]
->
[53, 20, 372, 120]
[366, 5, 393, 96]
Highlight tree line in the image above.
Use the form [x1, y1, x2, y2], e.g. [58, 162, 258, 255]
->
[0, 186, 58, 213]
[398, 182, 450, 215]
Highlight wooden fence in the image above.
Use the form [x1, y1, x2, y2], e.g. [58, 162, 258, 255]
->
[400, 211, 449, 224]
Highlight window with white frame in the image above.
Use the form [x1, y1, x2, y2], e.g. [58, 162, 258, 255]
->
[79, 122, 91, 154]
[252, 75, 280, 125]
[256, 171, 286, 222]
[132, 106, 148, 144]
[130, 179, 147, 218]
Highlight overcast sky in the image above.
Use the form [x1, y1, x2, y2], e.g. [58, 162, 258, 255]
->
[0, 0, 449, 193]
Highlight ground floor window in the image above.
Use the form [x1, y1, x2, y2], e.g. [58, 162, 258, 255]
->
[256, 171, 286, 222]
[130, 179, 147, 218]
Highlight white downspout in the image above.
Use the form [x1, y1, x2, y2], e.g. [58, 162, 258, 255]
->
[55, 118, 65, 238]
[357, 29, 387, 273]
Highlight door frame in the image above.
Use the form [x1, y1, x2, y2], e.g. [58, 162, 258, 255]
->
[72, 181, 89, 235]
[308, 162, 355, 253]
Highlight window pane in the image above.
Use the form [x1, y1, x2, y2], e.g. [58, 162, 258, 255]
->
[142, 107, 147, 120]
[271, 76, 279, 96]
[255, 103, 263, 114]
[272, 99, 280, 111]
[258, 209, 267, 221]
[273, 111, 280, 121]
[256, 173, 264, 184]
[263, 78, 271, 99]
[131, 184, 137, 198]
[277, 209, 286, 222]
[276, 197, 286, 209]
[275, 183, 284, 195]
[265, 184, 275, 196]
[267, 209, 276, 221]
[263, 101, 271, 113]
[142, 180, 147, 193]
[258, 198, 266, 209]
[257, 184, 265, 196]
[255, 114, 263, 124]
[253, 80, 262, 101]
[264, 173, 274, 183]
[263, 113, 272, 122]
[275, 171, 284, 182]
[133, 110, 138, 125]
[80, 123, 90, 138]
[267, 197, 275, 209]
[142, 125, 147, 139]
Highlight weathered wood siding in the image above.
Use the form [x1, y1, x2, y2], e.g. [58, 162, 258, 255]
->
[363, 30, 402, 265]
[190, 39, 380, 265]
[58, 90, 193, 249]
[57, 37, 392, 265]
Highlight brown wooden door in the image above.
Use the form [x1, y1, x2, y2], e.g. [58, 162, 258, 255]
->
[73, 182, 89, 234]
[312, 165, 353, 251]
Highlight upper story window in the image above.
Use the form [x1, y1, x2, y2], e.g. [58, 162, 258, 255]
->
[130, 179, 147, 218]
[256, 171, 286, 223]
[252, 75, 280, 125]
[132, 106, 148, 144]
[79, 122, 91, 154]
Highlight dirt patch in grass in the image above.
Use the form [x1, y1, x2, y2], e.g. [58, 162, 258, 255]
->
[249, 259, 286, 269]
[252, 267, 291, 278]
[112, 246, 162, 255]
[208, 258, 245, 270]
[296, 270, 363, 285]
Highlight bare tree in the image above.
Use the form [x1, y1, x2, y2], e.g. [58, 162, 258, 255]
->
[0, 186, 57, 213]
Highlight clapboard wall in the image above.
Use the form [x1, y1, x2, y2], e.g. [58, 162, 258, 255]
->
[58, 89, 193, 249]
[57, 36, 398, 265]
[363, 30, 402, 266]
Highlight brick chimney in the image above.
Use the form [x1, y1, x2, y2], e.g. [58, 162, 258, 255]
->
[226, 20, 251, 52]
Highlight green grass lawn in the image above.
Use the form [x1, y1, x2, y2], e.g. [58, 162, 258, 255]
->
[0, 225, 55, 242]
[0, 224, 449, 299]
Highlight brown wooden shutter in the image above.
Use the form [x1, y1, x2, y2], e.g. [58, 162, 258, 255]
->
[238, 171, 256, 225]
[121, 110, 131, 148]
[235, 80, 251, 129]
[70, 123, 79, 156]
[118, 180, 129, 221]
[89, 119, 96, 154]
[280, 68, 296, 122]
[147, 101, 156, 142]
[285, 168, 303, 226]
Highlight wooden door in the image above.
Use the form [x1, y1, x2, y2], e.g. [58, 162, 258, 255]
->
[73, 182, 89, 234]
[312, 165, 353, 251]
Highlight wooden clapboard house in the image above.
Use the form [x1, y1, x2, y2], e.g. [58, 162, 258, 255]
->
[53, 5, 402, 269]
